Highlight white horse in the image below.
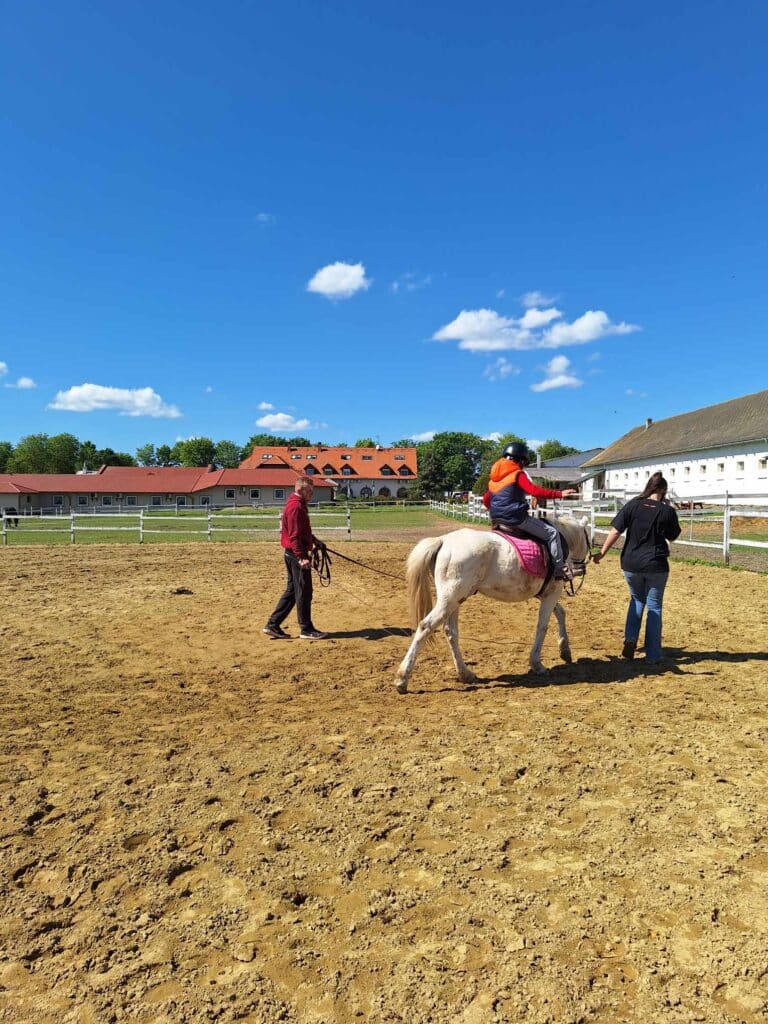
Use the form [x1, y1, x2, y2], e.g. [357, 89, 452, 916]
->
[395, 516, 591, 694]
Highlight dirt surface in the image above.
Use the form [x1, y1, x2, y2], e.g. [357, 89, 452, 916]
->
[1, 540, 767, 1024]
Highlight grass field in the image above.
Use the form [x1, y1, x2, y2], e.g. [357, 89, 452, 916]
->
[1, 504, 443, 545]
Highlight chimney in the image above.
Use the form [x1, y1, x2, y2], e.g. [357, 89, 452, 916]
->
[645, 418, 653, 429]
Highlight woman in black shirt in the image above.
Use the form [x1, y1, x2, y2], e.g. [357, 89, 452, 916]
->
[593, 472, 681, 663]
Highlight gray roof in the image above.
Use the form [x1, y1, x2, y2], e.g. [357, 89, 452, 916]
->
[583, 389, 768, 468]
[539, 448, 604, 469]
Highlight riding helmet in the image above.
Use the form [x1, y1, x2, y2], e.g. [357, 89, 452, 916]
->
[503, 441, 530, 466]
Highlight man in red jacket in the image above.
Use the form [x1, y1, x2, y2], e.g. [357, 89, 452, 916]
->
[263, 476, 327, 640]
[483, 442, 578, 580]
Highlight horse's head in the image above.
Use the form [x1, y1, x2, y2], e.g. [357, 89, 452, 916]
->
[557, 515, 592, 586]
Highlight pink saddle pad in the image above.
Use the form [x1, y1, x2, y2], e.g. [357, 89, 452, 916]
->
[494, 531, 547, 577]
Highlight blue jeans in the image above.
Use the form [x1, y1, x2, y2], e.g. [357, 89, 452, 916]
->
[623, 571, 668, 662]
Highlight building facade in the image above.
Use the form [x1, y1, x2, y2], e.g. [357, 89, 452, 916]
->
[582, 390, 768, 504]
[240, 445, 418, 498]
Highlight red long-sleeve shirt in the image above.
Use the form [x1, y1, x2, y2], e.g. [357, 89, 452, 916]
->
[280, 492, 317, 559]
[482, 472, 566, 509]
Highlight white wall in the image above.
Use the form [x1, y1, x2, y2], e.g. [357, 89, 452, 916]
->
[602, 442, 768, 502]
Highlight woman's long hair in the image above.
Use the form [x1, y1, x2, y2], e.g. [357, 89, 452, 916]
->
[639, 471, 667, 499]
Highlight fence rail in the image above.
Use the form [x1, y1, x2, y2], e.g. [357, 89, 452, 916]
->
[431, 492, 768, 568]
[1, 507, 352, 545]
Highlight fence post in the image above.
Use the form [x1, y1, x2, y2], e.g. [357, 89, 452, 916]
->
[346, 506, 351, 540]
[139, 509, 144, 544]
[590, 502, 596, 544]
[722, 491, 730, 566]
[2, 516, 6, 545]
[207, 507, 212, 542]
[69, 512, 75, 544]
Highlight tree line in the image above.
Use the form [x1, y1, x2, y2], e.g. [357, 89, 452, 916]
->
[0, 431, 578, 497]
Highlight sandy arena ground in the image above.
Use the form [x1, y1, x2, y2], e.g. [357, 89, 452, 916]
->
[1, 538, 767, 1024]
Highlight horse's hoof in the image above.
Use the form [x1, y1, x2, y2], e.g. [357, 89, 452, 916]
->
[530, 663, 548, 675]
[560, 649, 572, 664]
[395, 679, 408, 695]
[460, 672, 479, 685]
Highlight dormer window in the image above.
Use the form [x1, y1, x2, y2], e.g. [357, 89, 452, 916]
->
[380, 465, 394, 476]
[322, 465, 336, 475]
[304, 465, 317, 475]
[398, 466, 411, 476]
[341, 466, 354, 476]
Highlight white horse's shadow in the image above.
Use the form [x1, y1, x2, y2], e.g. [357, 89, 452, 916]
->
[395, 517, 591, 694]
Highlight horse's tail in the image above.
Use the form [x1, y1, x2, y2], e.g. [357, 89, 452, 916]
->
[405, 536, 444, 632]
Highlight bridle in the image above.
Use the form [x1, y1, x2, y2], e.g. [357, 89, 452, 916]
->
[563, 524, 593, 596]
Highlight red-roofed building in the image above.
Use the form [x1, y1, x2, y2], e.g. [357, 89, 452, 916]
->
[0, 465, 334, 514]
[240, 445, 418, 498]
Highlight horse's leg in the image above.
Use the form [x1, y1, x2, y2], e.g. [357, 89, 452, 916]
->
[443, 610, 477, 685]
[529, 586, 562, 674]
[395, 595, 458, 694]
[552, 602, 572, 663]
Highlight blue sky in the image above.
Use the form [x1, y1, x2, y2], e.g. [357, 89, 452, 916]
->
[2, 0, 766, 453]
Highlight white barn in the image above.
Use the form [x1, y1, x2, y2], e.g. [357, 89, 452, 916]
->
[582, 389, 768, 505]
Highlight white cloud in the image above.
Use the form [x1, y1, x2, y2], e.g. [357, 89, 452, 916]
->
[257, 401, 274, 410]
[496, 289, 506, 299]
[519, 306, 562, 329]
[391, 272, 432, 294]
[433, 304, 639, 353]
[255, 411, 311, 432]
[14, 377, 36, 389]
[410, 430, 436, 442]
[483, 431, 503, 442]
[527, 438, 545, 452]
[483, 357, 519, 381]
[521, 290, 557, 309]
[205, 385, 214, 393]
[307, 261, 371, 300]
[530, 355, 583, 392]
[48, 384, 182, 418]
[0, 362, 7, 377]
[542, 310, 639, 347]
[255, 212, 275, 225]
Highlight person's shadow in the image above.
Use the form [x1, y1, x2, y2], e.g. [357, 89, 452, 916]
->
[328, 626, 411, 641]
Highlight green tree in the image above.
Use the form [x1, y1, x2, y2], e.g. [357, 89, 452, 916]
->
[537, 439, 580, 463]
[94, 448, 137, 467]
[214, 439, 242, 468]
[391, 438, 416, 448]
[156, 444, 175, 466]
[135, 443, 157, 466]
[242, 434, 290, 458]
[170, 437, 217, 467]
[6, 433, 77, 473]
[354, 437, 376, 448]
[0, 441, 12, 473]
[411, 432, 495, 498]
[78, 440, 99, 471]
[473, 433, 528, 494]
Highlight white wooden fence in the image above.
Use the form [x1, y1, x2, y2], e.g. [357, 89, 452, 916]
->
[431, 491, 768, 567]
[1, 508, 352, 545]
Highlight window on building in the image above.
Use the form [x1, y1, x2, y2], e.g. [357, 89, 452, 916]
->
[397, 487, 408, 498]
[379, 486, 392, 497]
[360, 485, 373, 497]
[684, 466, 690, 478]
[152, 495, 162, 506]
[736, 460, 745, 476]
[623, 473, 628, 482]
[322, 465, 336, 475]
[176, 496, 187, 507]
[398, 466, 412, 476]
[699, 464, 707, 475]
[394, 454, 405, 461]
[341, 465, 353, 476]
[274, 488, 285, 499]
[200, 495, 211, 506]
[77, 495, 88, 506]
[291, 454, 302, 460]
[53, 495, 64, 506]
[225, 488, 236, 499]
[380, 465, 394, 476]
[249, 488, 260, 499]
[362, 455, 373, 461]
[717, 462, 725, 476]
[304, 465, 316, 475]
[102, 495, 113, 506]
[341, 454, 351, 460]
[758, 457, 768, 475]
[126, 495, 137, 506]
[262, 453, 272, 459]
[306, 454, 317, 460]
[669, 468, 676, 478]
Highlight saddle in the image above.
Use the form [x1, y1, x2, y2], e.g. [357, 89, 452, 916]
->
[491, 521, 571, 594]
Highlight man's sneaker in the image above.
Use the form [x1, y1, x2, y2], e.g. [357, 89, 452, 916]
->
[621, 639, 636, 660]
[299, 629, 328, 640]
[263, 624, 290, 640]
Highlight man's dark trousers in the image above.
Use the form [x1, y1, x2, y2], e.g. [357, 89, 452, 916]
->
[267, 552, 313, 631]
